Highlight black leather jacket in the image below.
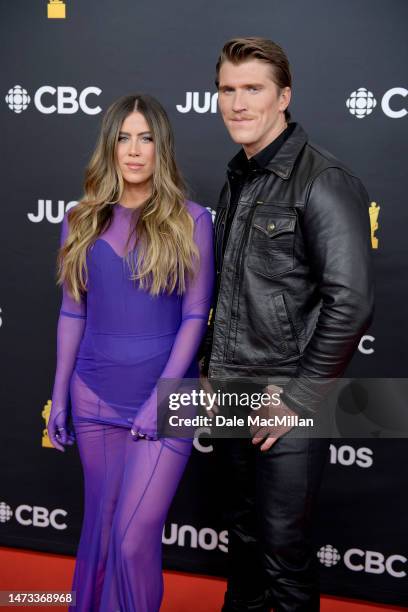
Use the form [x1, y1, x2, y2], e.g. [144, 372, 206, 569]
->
[203, 123, 374, 417]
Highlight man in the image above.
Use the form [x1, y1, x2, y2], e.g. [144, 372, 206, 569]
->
[200, 38, 374, 611]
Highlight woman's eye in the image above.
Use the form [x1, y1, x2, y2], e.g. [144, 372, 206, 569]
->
[118, 135, 128, 142]
[141, 136, 153, 143]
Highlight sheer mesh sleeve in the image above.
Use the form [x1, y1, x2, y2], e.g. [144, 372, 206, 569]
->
[50, 211, 87, 412]
[131, 208, 215, 438]
[159, 208, 215, 378]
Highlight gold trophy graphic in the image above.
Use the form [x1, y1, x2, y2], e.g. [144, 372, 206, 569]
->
[42, 400, 54, 448]
[369, 201, 380, 249]
[47, 0, 66, 19]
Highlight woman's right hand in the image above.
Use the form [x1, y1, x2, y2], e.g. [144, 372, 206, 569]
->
[47, 407, 76, 452]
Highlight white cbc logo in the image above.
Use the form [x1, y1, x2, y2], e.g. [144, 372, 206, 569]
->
[193, 427, 214, 453]
[5, 85, 31, 113]
[346, 87, 408, 119]
[0, 502, 13, 523]
[5, 84, 102, 115]
[0, 501, 67, 530]
[177, 92, 218, 114]
[318, 545, 407, 578]
[317, 544, 341, 567]
[28, 199, 77, 224]
[358, 334, 375, 355]
[163, 522, 228, 553]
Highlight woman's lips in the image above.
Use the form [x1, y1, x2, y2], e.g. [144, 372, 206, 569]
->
[126, 163, 144, 170]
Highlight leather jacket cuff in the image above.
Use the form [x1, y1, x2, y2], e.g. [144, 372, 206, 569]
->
[280, 376, 335, 418]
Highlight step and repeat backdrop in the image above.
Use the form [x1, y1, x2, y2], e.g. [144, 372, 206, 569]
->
[1, 0, 407, 607]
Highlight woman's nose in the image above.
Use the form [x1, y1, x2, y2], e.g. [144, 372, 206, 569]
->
[129, 139, 141, 156]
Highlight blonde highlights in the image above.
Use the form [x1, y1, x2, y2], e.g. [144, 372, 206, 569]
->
[57, 94, 199, 301]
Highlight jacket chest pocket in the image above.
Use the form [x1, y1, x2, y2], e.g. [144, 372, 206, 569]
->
[247, 212, 297, 279]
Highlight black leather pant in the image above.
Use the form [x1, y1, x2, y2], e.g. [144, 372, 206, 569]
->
[215, 430, 330, 612]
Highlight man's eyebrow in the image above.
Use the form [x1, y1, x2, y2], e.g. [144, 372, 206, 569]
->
[219, 83, 264, 89]
[118, 130, 152, 136]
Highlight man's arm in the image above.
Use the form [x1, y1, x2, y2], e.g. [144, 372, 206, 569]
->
[280, 167, 375, 417]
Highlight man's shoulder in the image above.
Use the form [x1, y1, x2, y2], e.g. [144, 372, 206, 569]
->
[298, 141, 369, 206]
[302, 140, 359, 181]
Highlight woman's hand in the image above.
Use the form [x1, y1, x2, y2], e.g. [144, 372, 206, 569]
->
[47, 406, 75, 452]
[130, 389, 159, 441]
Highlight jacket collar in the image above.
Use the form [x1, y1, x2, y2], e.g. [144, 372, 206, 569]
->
[265, 122, 308, 179]
[227, 122, 308, 181]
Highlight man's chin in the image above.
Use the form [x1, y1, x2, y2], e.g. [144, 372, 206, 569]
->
[226, 129, 257, 147]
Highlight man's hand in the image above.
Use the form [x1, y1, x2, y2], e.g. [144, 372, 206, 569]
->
[251, 384, 297, 451]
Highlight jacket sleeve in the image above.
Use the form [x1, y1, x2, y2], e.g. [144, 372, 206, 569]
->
[50, 211, 87, 413]
[280, 167, 375, 417]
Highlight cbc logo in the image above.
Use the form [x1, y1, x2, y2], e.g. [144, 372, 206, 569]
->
[346, 88, 377, 118]
[358, 334, 375, 355]
[177, 92, 218, 114]
[329, 444, 373, 468]
[0, 501, 67, 530]
[5, 84, 102, 115]
[346, 87, 408, 119]
[5, 85, 31, 113]
[317, 544, 341, 567]
[193, 427, 214, 453]
[163, 522, 228, 553]
[318, 545, 407, 578]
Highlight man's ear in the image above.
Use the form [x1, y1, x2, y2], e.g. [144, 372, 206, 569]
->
[279, 87, 292, 112]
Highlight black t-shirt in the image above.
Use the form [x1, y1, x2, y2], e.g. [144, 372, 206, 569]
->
[222, 122, 296, 258]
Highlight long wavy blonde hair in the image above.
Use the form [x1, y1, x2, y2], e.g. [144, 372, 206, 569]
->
[57, 94, 199, 301]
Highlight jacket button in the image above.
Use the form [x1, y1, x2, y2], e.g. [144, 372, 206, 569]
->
[267, 222, 276, 232]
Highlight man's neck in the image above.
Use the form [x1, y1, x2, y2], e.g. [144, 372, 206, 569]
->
[243, 120, 288, 159]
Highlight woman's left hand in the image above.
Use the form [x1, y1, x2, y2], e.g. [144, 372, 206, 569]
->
[130, 388, 158, 441]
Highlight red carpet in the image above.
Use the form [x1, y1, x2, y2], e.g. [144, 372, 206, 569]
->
[0, 547, 405, 611]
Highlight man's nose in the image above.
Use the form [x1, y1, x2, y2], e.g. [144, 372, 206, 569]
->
[231, 91, 247, 113]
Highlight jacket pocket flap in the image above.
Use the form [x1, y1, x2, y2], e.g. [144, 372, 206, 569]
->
[252, 215, 296, 238]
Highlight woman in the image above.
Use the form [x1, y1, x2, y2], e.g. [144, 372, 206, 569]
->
[48, 94, 214, 611]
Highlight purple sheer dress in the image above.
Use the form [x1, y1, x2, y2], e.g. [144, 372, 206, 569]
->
[51, 201, 214, 611]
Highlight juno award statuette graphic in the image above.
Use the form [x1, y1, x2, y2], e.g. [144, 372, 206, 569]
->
[369, 201, 380, 249]
[42, 400, 54, 448]
[47, 0, 66, 19]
